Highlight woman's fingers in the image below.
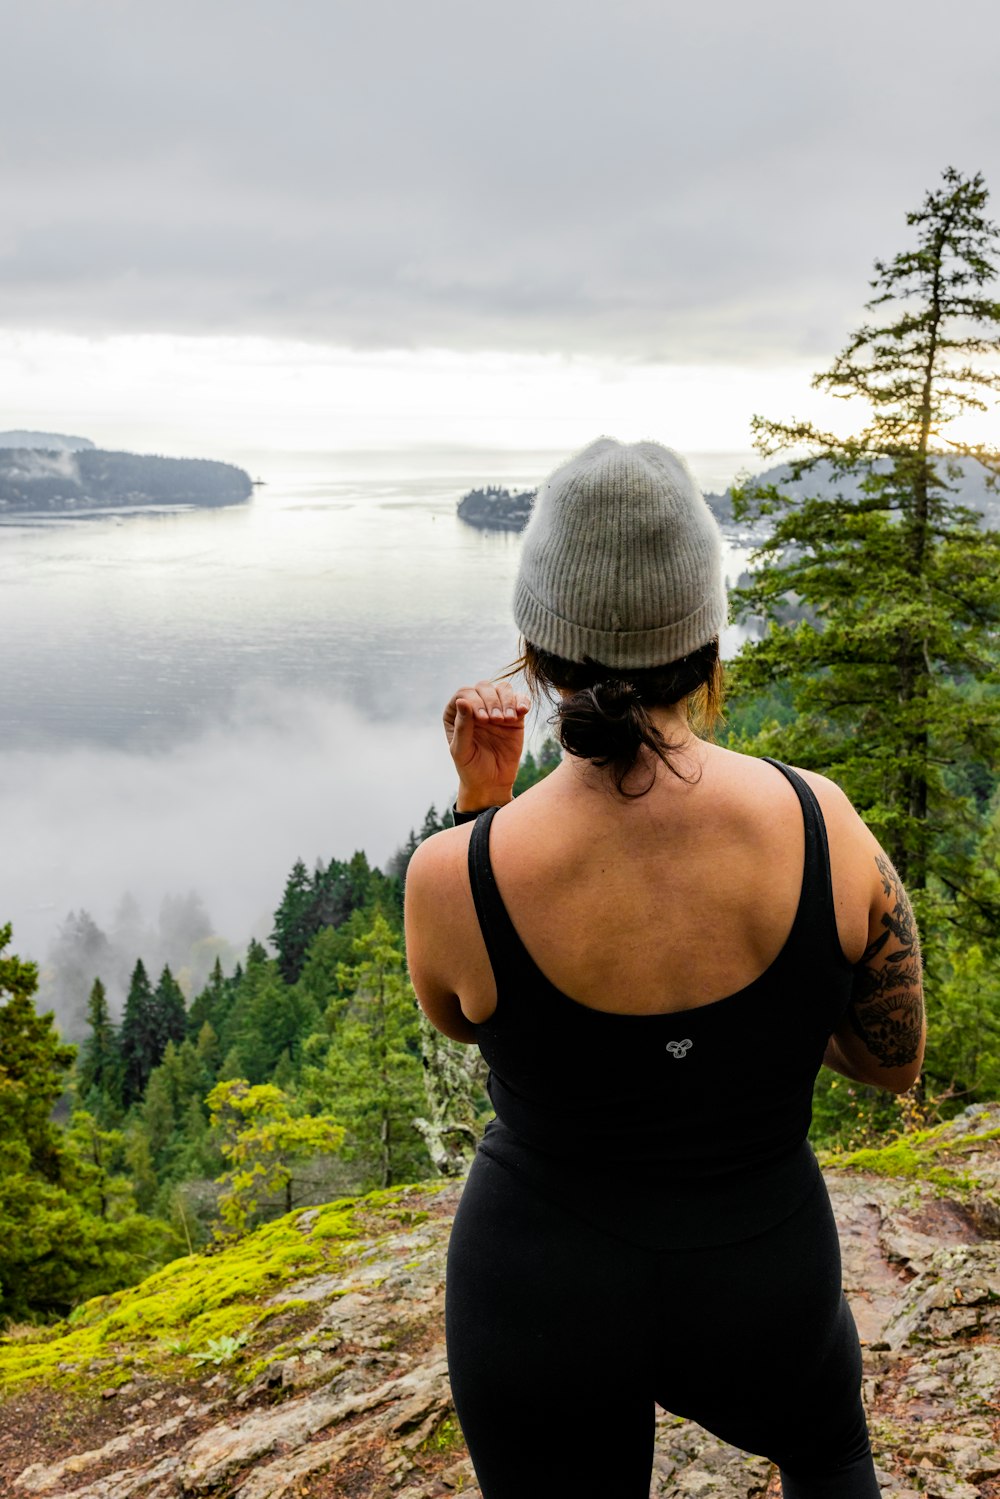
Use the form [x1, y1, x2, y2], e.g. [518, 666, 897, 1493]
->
[443, 689, 486, 766]
[449, 679, 531, 728]
[472, 678, 531, 720]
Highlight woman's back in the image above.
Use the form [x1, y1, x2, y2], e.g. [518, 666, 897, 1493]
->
[448, 741, 873, 1026]
[442, 753, 855, 1249]
[408, 735, 924, 1249]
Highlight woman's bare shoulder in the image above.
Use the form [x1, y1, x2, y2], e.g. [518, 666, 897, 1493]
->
[405, 822, 474, 889]
[786, 764, 872, 839]
[714, 750, 878, 880]
[714, 746, 859, 820]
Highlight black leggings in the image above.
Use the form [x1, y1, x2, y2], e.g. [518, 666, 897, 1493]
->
[446, 1152, 880, 1498]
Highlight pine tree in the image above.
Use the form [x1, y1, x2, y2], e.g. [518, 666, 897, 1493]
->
[310, 854, 368, 931]
[301, 912, 430, 1189]
[142, 1067, 177, 1175]
[296, 912, 374, 1027]
[217, 940, 316, 1085]
[139, 1037, 214, 1185]
[237, 971, 319, 1085]
[245, 938, 269, 968]
[195, 1018, 222, 1076]
[152, 964, 187, 1053]
[513, 735, 562, 793]
[728, 167, 1000, 1131]
[0, 925, 173, 1319]
[49, 909, 112, 1039]
[384, 828, 421, 884]
[270, 853, 388, 985]
[419, 806, 445, 841]
[270, 859, 315, 984]
[124, 1128, 158, 1214]
[63, 1111, 132, 1221]
[77, 977, 122, 1117]
[187, 956, 230, 1040]
[120, 959, 158, 1106]
[386, 807, 449, 882]
[730, 167, 1000, 906]
[0, 924, 77, 1185]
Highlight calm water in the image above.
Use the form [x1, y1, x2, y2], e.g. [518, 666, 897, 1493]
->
[0, 446, 761, 987]
[1, 446, 757, 750]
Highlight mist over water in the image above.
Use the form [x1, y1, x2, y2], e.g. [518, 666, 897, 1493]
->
[0, 446, 758, 1030]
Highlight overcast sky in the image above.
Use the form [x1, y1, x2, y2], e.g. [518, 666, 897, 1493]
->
[3, 0, 1000, 451]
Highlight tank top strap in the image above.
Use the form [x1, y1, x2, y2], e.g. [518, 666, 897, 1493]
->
[759, 756, 843, 961]
[467, 805, 536, 991]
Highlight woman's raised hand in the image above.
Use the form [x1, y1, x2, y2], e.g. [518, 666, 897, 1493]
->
[443, 679, 532, 811]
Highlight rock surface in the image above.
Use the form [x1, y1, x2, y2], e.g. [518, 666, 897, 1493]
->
[4, 1106, 1000, 1498]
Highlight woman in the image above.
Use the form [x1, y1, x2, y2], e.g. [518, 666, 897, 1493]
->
[404, 438, 925, 1499]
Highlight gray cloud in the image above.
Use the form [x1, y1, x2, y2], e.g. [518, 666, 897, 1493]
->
[4, 0, 998, 361]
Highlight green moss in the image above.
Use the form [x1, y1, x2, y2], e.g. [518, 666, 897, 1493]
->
[0, 1181, 446, 1397]
[311, 1199, 365, 1241]
[818, 1134, 976, 1193]
[940, 1125, 1000, 1154]
[260, 1297, 311, 1318]
[238, 1353, 274, 1385]
[419, 1414, 465, 1456]
[867, 1413, 911, 1449]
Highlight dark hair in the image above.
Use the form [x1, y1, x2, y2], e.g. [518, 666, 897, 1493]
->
[501, 637, 724, 798]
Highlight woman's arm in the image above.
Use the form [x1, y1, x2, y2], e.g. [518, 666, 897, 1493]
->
[403, 675, 531, 1043]
[823, 846, 926, 1095]
[404, 834, 481, 1044]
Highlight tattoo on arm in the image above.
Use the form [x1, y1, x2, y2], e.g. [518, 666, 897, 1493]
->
[849, 854, 924, 1068]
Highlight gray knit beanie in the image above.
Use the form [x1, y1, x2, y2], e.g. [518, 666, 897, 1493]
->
[512, 437, 727, 670]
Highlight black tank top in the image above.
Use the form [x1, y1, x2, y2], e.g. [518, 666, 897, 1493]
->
[465, 757, 857, 1250]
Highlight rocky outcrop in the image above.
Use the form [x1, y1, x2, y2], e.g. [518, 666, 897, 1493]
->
[4, 1107, 1000, 1498]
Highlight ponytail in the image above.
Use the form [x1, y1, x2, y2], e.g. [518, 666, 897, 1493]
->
[502, 638, 723, 798]
[557, 680, 673, 796]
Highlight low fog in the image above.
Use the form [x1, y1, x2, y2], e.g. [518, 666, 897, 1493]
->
[0, 683, 491, 1038]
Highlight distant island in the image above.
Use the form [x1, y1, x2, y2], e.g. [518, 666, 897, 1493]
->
[457, 484, 536, 531]
[0, 434, 252, 514]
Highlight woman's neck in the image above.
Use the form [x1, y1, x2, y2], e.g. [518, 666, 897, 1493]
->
[551, 697, 709, 797]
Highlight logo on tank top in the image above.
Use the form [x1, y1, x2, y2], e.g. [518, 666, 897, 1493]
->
[665, 1039, 693, 1058]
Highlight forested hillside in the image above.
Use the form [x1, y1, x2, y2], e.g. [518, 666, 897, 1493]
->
[0, 448, 251, 511]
